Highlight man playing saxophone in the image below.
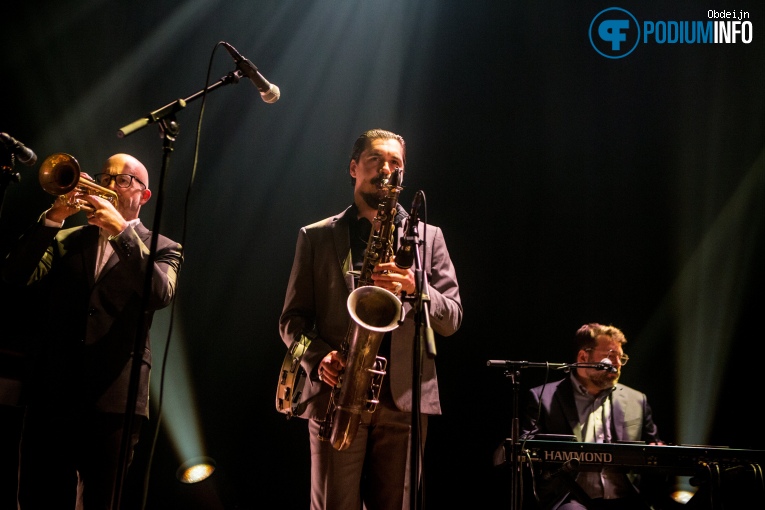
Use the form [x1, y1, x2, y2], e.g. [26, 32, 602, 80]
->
[1, 153, 182, 509]
[279, 129, 463, 510]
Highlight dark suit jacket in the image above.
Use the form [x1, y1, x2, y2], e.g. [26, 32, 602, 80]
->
[519, 375, 662, 509]
[1, 218, 182, 417]
[279, 204, 462, 420]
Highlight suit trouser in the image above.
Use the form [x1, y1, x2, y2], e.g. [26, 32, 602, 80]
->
[308, 392, 428, 510]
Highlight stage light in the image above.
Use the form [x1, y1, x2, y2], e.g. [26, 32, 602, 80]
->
[177, 456, 216, 484]
[669, 489, 695, 504]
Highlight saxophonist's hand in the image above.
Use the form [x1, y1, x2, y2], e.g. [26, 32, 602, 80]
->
[318, 351, 345, 387]
[372, 260, 415, 296]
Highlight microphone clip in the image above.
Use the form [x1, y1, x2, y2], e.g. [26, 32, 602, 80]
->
[394, 190, 423, 270]
[567, 361, 617, 373]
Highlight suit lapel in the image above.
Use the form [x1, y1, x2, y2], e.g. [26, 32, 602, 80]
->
[557, 378, 583, 439]
[80, 225, 101, 286]
[610, 385, 627, 441]
[133, 221, 150, 242]
[96, 221, 149, 282]
[97, 243, 118, 281]
[332, 208, 353, 293]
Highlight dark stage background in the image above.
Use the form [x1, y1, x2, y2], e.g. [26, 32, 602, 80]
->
[1, 1, 763, 509]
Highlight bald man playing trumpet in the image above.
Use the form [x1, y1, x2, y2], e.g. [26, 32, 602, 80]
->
[2, 153, 183, 510]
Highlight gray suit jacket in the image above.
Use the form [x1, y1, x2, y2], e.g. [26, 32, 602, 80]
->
[279, 204, 462, 420]
[522, 376, 661, 443]
[519, 376, 662, 509]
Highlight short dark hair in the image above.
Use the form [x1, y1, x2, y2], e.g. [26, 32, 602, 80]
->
[573, 323, 627, 359]
[349, 129, 406, 186]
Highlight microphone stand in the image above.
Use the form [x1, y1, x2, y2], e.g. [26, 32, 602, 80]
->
[116, 70, 243, 138]
[0, 153, 22, 221]
[485, 360, 608, 510]
[111, 69, 244, 510]
[402, 229, 434, 510]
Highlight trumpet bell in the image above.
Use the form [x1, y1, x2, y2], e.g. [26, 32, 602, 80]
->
[38, 152, 119, 210]
[39, 152, 81, 195]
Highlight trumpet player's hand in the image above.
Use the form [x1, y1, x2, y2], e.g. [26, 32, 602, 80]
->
[318, 351, 346, 387]
[372, 260, 415, 297]
[45, 191, 84, 224]
[80, 195, 128, 237]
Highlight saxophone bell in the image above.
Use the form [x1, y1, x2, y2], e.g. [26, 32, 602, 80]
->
[329, 286, 400, 450]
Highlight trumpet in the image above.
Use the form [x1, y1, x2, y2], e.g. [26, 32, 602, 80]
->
[39, 153, 118, 212]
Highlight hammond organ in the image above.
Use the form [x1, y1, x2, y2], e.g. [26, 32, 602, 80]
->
[504, 438, 765, 509]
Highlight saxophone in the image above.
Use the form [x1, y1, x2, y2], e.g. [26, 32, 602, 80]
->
[319, 169, 404, 450]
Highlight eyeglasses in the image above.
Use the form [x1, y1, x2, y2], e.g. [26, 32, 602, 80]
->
[92, 173, 147, 190]
[585, 348, 629, 366]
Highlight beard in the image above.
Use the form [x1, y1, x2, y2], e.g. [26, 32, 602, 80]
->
[590, 369, 619, 390]
[358, 174, 391, 209]
[360, 190, 381, 209]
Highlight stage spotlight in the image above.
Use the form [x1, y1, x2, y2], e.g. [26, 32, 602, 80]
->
[669, 489, 695, 504]
[669, 476, 696, 505]
[172, 457, 237, 509]
[177, 456, 216, 484]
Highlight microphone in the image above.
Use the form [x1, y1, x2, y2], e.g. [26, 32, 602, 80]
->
[0, 132, 37, 166]
[221, 42, 280, 103]
[395, 191, 422, 270]
[598, 358, 618, 373]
